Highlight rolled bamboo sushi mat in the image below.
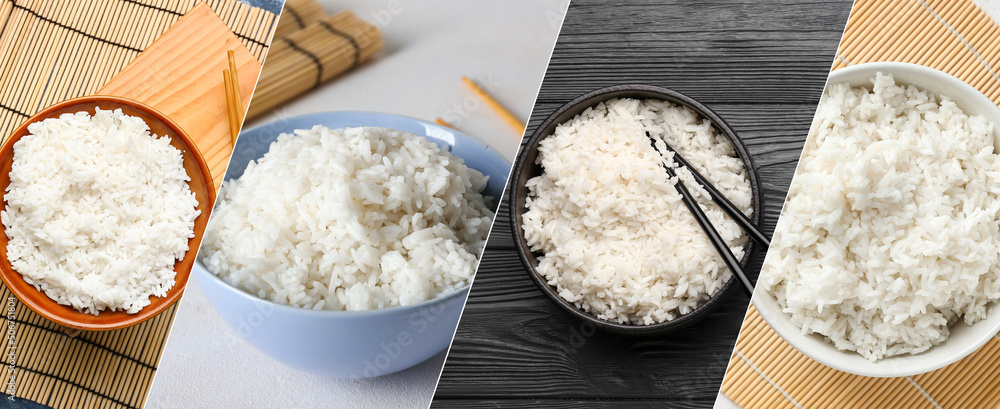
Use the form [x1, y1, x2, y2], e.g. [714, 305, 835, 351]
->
[246, 9, 383, 118]
[721, 1, 1000, 408]
[0, 1, 276, 408]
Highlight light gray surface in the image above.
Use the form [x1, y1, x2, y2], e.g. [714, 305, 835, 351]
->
[145, 1, 566, 408]
[147, 281, 451, 409]
[715, 392, 739, 409]
[248, 0, 570, 161]
[981, 0, 1000, 21]
[715, 1, 1000, 408]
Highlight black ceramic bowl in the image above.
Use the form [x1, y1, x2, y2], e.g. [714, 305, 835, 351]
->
[509, 84, 763, 335]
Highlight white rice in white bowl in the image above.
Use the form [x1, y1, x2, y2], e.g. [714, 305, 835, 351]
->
[522, 98, 752, 325]
[761, 72, 1000, 361]
[2, 108, 200, 315]
[199, 126, 494, 311]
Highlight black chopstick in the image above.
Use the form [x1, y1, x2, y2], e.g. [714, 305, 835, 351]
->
[647, 135, 755, 297]
[660, 142, 770, 248]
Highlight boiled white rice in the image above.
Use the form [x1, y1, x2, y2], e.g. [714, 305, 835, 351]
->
[761, 73, 1000, 361]
[199, 126, 494, 311]
[2, 108, 200, 315]
[522, 98, 752, 325]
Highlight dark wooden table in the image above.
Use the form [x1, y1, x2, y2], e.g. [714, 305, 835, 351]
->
[431, 1, 853, 408]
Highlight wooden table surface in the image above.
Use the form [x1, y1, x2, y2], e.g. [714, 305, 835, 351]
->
[431, 1, 853, 408]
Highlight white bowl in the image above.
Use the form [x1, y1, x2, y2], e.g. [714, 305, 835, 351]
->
[754, 62, 1000, 377]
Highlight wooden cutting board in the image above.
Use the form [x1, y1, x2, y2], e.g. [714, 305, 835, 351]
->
[99, 2, 260, 189]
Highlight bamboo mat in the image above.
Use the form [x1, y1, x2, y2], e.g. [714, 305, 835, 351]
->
[721, 1, 1000, 408]
[0, 1, 277, 408]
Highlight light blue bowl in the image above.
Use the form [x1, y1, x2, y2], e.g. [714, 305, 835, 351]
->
[193, 112, 509, 378]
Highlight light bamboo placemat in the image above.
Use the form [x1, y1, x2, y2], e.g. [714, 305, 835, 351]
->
[0, 1, 276, 408]
[721, 0, 1000, 408]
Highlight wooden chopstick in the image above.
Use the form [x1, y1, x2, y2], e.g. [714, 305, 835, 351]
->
[461, 76, 525, 136]
[228, 50, 244, 121]
[647, 134, 754, 297]
[435, 118, 454, 128]
[223, 69, 240, 146]
[223, 50, 243, 146]
[661, 142, 771, 247]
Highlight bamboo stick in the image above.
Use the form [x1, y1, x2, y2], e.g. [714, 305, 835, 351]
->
[224, 69, 240, 145]
[228, 49, 245, 121]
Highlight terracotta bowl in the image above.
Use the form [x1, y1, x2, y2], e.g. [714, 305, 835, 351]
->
[0, 96, 215, 331]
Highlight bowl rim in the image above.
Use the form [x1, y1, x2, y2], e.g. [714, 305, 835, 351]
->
[752, 61, 1000, 377]
[242, 110, 510, 156]
[193, 110, 509, 318]
[0, 95, 215, 331]
[509, 84, 763, 335]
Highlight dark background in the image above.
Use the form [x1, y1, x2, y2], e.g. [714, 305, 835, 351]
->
[430, 0, 853, 408]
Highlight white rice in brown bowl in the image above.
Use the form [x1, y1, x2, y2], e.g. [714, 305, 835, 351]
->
[199, 125, 494, 311]
[762, 72, 1000, 362]
[522, 98, 753, 325]
[2, 108, 200, 315]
